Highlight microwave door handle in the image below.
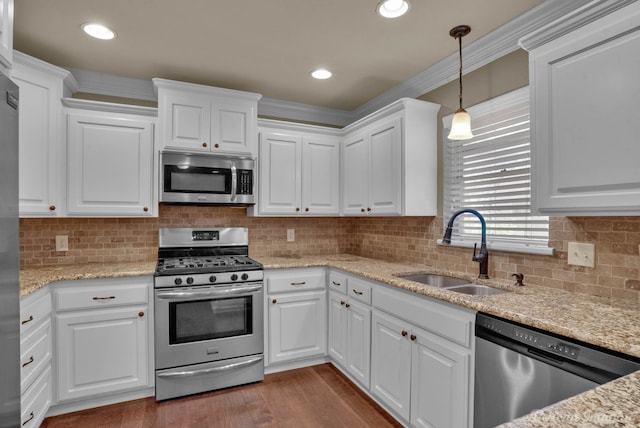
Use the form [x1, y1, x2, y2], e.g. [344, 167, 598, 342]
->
[230, 162, 237, 202]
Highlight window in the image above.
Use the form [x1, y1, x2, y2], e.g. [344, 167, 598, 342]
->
[442, 87, 553, 255]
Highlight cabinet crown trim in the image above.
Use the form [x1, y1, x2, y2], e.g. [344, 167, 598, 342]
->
[62, 97, 158, 117]
[518, 0, 637, 51]
[14, 50, 79, 93]
[153, 77, 262, 101]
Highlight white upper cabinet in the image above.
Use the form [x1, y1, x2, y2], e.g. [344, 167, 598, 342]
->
[64, 99, 157, 217]
[12, 52, 78, 217]
[341, 98, 439, 216]
[154, 78, 261, 156]
[0, 0, 13, 70]
[255, 120, 340, 216]
[520, 1, 640, 215]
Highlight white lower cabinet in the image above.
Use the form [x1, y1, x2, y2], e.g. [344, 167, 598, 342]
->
[20, 288, 53, 427]
[328, 271, 372, 388]
[371, 285, 475, 428]
[265, 268, 327, 366]
[54, 277, 153, 404]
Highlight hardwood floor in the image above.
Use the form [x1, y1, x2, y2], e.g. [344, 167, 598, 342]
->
[41, 364, 402, 428]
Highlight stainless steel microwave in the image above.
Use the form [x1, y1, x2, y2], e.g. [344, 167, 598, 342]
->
[160, 151, 255, 205]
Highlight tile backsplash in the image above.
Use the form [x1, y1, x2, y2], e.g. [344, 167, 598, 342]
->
[20, 207, 640, 302]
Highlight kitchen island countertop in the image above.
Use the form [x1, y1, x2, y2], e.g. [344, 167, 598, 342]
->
[20, 254, 640, 427]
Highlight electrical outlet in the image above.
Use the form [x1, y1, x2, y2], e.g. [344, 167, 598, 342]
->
[56, 235, 69, 252]
[568, 242, 595, 268]
[287, 229, 295, 242]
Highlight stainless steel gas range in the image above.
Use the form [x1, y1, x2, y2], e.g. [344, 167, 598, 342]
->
[154, 227, 264, 401]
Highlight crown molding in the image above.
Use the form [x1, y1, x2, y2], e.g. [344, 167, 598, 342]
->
[67, 67, 157, 102]
[62, 97, 158, 117]
[14, 51, 79, 93]
[64, 0, 592, 127]
[518, 0, 638, 51]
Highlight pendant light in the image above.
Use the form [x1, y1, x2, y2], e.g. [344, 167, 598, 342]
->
[447, 25, 473, 140]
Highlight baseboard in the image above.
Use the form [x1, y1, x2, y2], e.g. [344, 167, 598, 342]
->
[46, 387, 155, 417]
[264, 356, 330, 374]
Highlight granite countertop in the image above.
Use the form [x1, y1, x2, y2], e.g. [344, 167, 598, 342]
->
[19, 261, 156, 297]
[19, 254, 640, 427]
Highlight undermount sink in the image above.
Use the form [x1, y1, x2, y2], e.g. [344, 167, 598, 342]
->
[445, 284, 509, 296]
[394, 272, 509, 296]
[394, 273, 471, 288]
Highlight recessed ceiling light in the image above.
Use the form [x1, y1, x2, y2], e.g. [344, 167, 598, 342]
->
[311, 69, 332, 80]
[376, 0, 410, 18]
[82, 23, 116, 40]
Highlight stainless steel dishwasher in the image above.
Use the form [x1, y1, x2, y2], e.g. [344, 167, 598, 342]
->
[474, 313, 640, 428]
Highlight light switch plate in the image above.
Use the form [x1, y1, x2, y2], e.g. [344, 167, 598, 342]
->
[56, 235, 69, 252]
[568, 242, 595, 268]
[287, 229, 295, 242]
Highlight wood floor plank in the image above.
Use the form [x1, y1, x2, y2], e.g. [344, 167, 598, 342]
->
[41, 364, 402, 428]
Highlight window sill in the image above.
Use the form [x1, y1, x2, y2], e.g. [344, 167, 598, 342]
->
[436, 239, 555, 256]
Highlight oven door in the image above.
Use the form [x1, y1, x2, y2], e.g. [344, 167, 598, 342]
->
[155, 281, 263, 369]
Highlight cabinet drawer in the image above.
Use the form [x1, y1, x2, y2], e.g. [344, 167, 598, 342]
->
[20, 318, 52, 394]
[55, 281, 149, 311]
[328, 271, 348, 295]
[266, 268, 326, 293]
[348, 277, 372, 305]
[20, 291, 52, 338]
[21, 366, 52, 428]
[373, 286, 475, 348]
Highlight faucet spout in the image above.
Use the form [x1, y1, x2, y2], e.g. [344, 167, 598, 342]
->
[441, 209, 489, 279]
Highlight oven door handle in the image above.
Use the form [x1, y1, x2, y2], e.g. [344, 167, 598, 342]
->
[155, 284, 262, 300]
[157, 356, 263, 379]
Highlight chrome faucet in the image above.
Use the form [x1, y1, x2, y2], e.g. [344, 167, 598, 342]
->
[442, 209, 489, 279]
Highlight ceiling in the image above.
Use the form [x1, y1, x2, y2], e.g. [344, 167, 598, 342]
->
[14, 0, 543, 111]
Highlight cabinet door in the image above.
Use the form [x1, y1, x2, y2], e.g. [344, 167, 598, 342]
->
[259, 132, 302, 214]
[67, 113, 154, 216]
[530, 5, 640, 215]
[268, 290, 327, 364]
[13, 64, 63, 216]
[302, 136, 340, 215]
[161, 92, 211, 151]
[211, 98, 256, 154]
[328, 291, 348, 367]
[346, 300, 371, 388]
[411, 327, 471, 428]
[368, 117, 401, 215]
[342, 132, 369, 215]
[370, 310, 411, 421]
[56, 306, 149, 401]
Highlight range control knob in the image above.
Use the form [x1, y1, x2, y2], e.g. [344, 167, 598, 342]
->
[209, 275, 217, 283]
[174, 278, 182, 286]
[186, 277, 194, 285]
[231, 274, 238, 281]
[241, 273, 249, 281]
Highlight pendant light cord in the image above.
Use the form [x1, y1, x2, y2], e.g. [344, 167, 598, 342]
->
[457, 35, 463, 110]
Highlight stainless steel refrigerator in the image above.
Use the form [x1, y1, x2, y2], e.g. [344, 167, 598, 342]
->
[0, 71, 20, 428]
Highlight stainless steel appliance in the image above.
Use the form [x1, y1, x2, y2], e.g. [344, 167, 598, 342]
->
[0, 72, 20, 428]
[154, 228, 264, 401]
[160, 151, 255, 206]
[475, 313, 640, 428]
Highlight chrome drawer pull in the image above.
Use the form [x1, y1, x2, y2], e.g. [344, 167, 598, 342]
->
[290, 281, 306, 286]
[92, 296, 116, 300]
[157, 356, 263, 378]
[21, 315, 34, 325]
[22, 356, 34, 368]
[352, 289, 364, 296]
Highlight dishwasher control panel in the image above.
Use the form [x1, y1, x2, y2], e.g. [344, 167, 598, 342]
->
[477, 314, 581, 360]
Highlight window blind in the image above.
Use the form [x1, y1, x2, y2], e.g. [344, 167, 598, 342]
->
[442, 87, 552, 254]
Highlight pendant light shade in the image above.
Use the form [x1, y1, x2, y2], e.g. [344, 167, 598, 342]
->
[447, 25, 473, 141]
[448, 108, 473, 140]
